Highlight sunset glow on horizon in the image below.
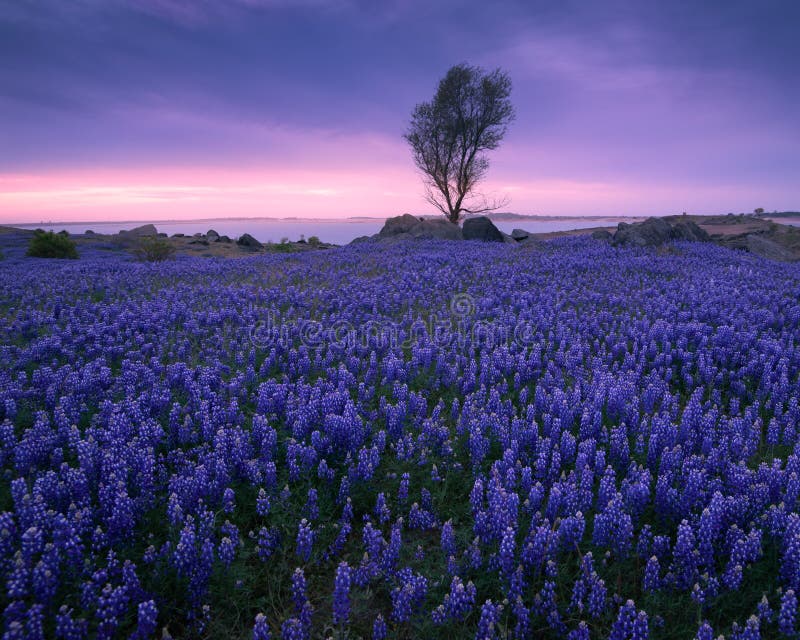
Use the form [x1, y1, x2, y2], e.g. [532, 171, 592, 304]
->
[2, 1, 798, 223]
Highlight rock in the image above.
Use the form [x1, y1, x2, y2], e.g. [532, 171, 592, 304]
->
[463, 216, 504, 242]
[408, 218, 463, 240]
[379, 214, 423, 237]
[85, 230, 95, 236]
[612, 217, 710, 247]
[670, 220, 709, 242]
[157, 232, 168, 238]
[172, 233, 185, 238]
[591, 229, 613, 241]
[121, 224, 158, 237]
[515, 235, 542, 248]
[511, 228, 530, 241]
[613, 217, 672, 247]
[746, 234, 797, 262]
[350, 235, 375, 244]
[219, 235, 232, 243]
[501, 233, 518, 245]
[374, 214, 463, 242]
[206, 229, 220, 242]
[237, 233, 263, 250]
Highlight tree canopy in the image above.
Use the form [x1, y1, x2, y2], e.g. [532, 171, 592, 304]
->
[404, 63, 515, 223]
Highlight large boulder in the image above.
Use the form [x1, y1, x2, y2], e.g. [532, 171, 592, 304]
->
[612, 217, 672, 247]
[463, 216, 504, 242]
[409, 218, 462, 240]
[120, 224, 158, 237]
[591, 229, 613, 241]
[670, 220, 710, 242]
[611, 217, 710, 247]
[375, 214, 463, 242]
[350, 235, 375, 244]
[511, 228, 530, 241]
[378, 214, 423, 237]
[746, 234, 797, 262]
[237, 233, 263, 250]
[207, 229, 220, 242]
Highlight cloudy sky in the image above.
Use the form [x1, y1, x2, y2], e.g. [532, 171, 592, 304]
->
[1, 0, 798, 222]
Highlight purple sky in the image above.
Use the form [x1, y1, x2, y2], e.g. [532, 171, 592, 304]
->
[1, 0, 798, 221]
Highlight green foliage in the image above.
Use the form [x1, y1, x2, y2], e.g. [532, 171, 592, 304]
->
[132, 236, 176, 262]
[308, 236, 321, 247]
[26, 229, 79, 259]
[265, 241, 301, 254]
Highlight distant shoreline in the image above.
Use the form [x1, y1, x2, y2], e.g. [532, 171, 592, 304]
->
[10, 211, 793, 228]
[4, 214, 640, 227]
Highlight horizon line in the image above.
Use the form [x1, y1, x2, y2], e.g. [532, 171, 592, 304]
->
[5, 210, 790, 228]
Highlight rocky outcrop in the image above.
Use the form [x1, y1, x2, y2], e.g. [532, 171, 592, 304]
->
[670, 220, 710, 242]
[612, 217, 709, 247]
[356, 214, 537, 245]
[349, 236, 370, 244]
[746, 234, 797, 262]
[409, 218, 463, 240]
[237, 233, 263, 250]
[463, 216, 504, 242]
[375, 214, 463, 242]
[612, 218, 672, 247]
[378, 214, 423, 237]
[591, 229, 613, 241]
[120, 224, 158, 237]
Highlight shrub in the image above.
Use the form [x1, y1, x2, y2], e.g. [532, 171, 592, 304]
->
[308, 236, 321, 247]
[132, 236, 176, 262]
[27, 229, 78, 259]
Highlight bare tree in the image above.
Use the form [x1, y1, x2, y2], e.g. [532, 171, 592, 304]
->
[404, 63, 515, 224]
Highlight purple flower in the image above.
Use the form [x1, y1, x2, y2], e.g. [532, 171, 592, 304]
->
[134, 600, 158, 640]
[253, 613, 271, 640]
[333, 562, 351, 626]
[475, 600, 501, 640]
[780, 589, 797, 636]
[295, 519, 314, 563]
[372, 614, 387, 640]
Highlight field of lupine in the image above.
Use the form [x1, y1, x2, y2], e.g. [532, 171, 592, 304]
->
[2, 236, 800, 640]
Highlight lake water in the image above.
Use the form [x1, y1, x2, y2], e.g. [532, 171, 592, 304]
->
[13, 217, 631, 245]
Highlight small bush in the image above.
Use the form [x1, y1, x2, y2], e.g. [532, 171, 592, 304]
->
[308, 236, 321, 247]
[27, 230, 78, 259]
[132, 236, 176, 262]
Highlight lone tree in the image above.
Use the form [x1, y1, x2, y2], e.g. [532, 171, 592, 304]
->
[404, 63, 514, 224]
